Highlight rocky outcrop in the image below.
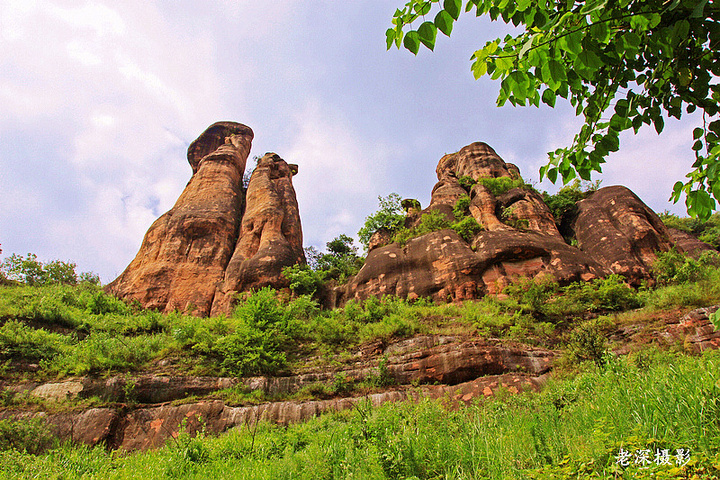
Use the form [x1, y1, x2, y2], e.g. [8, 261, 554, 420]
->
[572, 186, 674, 285]
[332, 143, 608, 306]
[2, 335, 552, 451]
[668, 228, 716, 258]
[106, 122, 253, 316]
[107, 124, 304, 316]
[211, 153, 304, 315]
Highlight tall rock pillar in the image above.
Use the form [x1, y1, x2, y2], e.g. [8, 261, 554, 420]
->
[211, 153, 305, 316]
[106, 122, 253, 316]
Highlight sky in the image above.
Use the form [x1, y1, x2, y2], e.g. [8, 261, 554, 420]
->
[0, 0, 701, 283]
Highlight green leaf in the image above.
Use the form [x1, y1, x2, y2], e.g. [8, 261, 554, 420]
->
[443, 0, 462, 20]
[558, 31, 582, 56]
[542, 88, 557, 107]
[694, 127, 704, 140]
[434, 10, 454, 36]
[418, 21, 437, 50]
[386, 28, 396, 50]
[653, 115, 665, 134]
[472, 58, 489, 78]
[403, 31, 420, 55]
[577, 49, 603, 70]
[414, 2, 432, 15]
[547, 166, 558, 183]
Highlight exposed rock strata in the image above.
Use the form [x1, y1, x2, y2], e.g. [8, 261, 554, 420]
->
[3, 374, 545, 451]
[1, 335, 552, 451]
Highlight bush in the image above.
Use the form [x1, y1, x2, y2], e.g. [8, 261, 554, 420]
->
[565, 319, 609, 366]
[476, 176, 529, 196]
[358, 193, 406, 251]
[0, 418, 55, 454]
[458, 175, 477, 190]
[393, 210, 451, 246]
[450, 216, 483, 242]
[652, 249, 720, 286]
[452, 195, 471, 219]
[282, 264, 326, 296]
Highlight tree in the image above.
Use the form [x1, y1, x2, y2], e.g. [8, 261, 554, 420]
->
[387, 0, 720, 219]
[357, 193, 406, 250]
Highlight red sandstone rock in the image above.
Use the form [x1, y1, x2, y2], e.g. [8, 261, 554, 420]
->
[211, 153, 304, 316]
[334, 143, 607, 305]
[668, 228, 716, 258]
[573, 186, 674, 285]
[106, 122, 253, 316]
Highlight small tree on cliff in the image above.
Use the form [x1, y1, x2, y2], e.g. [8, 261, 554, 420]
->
[387, 0, 720, 219]
[358, 193, 406, 250]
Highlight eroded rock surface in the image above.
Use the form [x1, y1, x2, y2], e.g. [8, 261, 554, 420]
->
[106, 122, 254, 316]
[573, 186, 674, 285]
[334, 143, 607, 306]
[107, 124, 303, 316]
[212, 153, 304, 315]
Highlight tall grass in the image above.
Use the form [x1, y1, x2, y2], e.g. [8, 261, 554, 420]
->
[1, 350, 718, 479]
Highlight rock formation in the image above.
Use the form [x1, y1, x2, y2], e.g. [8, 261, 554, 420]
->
[572, 185, 674, 285]
[106, 123, 304, 316]
[211, 153, 304, 315]
[331, 143, 609, 306]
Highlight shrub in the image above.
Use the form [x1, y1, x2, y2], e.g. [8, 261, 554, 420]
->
[452, 195, 471, 219]
[0, 418, 55, 454]
[542, 180, 601, 228]
[476, 176, 529, 196]
[503, 276, 560, 317]
[393, 210, 451, 246]
[450, 216, 483, 242]
[565, 319, 609, 366]
[282, 264, 326, 296]
[652, 249, 720, 285]
[458, 175, 477, 190]
[555, 275, 642, 313]
[358, 193, 406, 251]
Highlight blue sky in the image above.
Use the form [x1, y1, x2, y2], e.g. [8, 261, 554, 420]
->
[0, 0, 699, 282]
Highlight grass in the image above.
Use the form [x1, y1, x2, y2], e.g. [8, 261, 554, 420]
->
[0, 250, 719, 382]
[0, 350, 718, 479]
[0, 248, 719, 477]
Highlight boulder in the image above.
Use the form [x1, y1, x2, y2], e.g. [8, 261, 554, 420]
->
[211, 153, 304, 316]
[573, 186, 674, 285]
[668, 228, 716, 258]
[106, 122, 254, 316]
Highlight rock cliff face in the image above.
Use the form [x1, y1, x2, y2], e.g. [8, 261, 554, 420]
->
[106, 123, 304, 316]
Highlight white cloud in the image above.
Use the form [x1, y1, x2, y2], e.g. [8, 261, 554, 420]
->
[286, 100, 397, 247]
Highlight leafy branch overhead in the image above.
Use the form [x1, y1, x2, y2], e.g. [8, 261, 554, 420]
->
[387, 0, 720, 219]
